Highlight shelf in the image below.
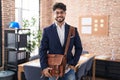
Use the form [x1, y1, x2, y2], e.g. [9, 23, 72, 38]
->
[4, 29, 30, 72]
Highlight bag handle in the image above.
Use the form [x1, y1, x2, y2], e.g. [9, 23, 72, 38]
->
[64, 26, 75, 56]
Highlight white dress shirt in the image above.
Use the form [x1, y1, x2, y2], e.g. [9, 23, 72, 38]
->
[55, 22, 65, 46]
[55, 22, 70, 73]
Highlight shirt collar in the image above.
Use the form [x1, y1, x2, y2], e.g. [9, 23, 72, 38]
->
[55, 22, 65, 29]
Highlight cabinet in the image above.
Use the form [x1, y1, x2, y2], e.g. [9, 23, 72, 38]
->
[4, 29, 30, 71]
[96, 60, 120, 80]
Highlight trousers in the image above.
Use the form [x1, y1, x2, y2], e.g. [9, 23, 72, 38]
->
[49, 69, 76, 80]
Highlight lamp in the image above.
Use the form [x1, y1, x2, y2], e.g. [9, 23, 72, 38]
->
[9, 21, 20, 29]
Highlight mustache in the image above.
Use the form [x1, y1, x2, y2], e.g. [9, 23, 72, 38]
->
[57, 16, 64, 18]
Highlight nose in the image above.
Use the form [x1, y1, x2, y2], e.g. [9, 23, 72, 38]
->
[57, 13, 62, 17]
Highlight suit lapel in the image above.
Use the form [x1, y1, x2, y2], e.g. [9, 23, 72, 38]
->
[63, 24, 70, 48]
[52, 23, 70, 48]
[52, 24, 63, 47]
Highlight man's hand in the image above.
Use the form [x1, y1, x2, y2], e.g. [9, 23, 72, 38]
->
[69, 65, 76, 72]
[42, 67, 52, 77]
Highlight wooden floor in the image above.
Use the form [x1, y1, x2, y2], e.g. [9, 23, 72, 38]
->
[95, 76, 119, 80]
[96, 77, 110, 80]
[82, 76, 112, 80]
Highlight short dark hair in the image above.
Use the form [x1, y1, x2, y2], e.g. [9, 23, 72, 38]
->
[53, 2, 66, 11]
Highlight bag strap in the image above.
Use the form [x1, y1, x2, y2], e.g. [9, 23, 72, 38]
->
[64, 26, 75, 56]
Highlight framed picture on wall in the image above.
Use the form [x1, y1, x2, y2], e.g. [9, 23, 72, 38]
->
[79, 15, 108, 36]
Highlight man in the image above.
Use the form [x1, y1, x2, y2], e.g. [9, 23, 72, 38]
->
[39, 2, 83, 80]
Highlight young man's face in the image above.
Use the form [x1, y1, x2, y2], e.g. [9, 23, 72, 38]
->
[53, 8, 66, 23]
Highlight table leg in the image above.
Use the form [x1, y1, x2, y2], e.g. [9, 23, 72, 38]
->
[18, 67, 22, 80]
[92, 58, 96, 80]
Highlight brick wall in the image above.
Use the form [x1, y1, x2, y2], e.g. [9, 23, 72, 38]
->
[2, 0, 15, 27]
[40, 0, 54, 29]
[0, 0, 15, 69]
[1, 0, 120, 69]
[41, 0, 120, 55]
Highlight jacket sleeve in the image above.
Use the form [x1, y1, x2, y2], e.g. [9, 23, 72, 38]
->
[39, 28, 49, 70]
[73, 28, 83, 66]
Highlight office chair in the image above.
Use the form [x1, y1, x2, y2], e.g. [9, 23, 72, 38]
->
[84, 57, 94, 80]
[24, 65, 48, 80]
[29, 55, 39, 61]
[82, 50, 89, 54]
[76, 62, 87, 80]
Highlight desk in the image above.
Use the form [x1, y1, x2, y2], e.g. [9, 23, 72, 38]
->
[18, 59, 40, 80]
[95, 53, 120, 62]
[94, 54, 120, 79]
[18, 53, 95, 80]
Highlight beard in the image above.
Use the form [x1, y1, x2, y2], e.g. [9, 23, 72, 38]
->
[55, 16, 65, 23]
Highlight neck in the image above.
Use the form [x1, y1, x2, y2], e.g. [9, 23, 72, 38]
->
[56, 21, 64, 27]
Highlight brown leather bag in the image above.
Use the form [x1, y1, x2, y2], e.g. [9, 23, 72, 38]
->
[47, 26, 75, 77]
[47, 54, 66, 77]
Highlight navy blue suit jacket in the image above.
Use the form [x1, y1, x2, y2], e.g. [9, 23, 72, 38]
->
[39, 23, 83, 70]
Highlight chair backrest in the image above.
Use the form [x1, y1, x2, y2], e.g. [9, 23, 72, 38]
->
[82, 50, 89, 54]
[85, 57, 94, 76]
[86, 57, 93, 71]
[76, 62, 87, 80]
[29, 55, 39, 61]
[24, 65, 47, 80]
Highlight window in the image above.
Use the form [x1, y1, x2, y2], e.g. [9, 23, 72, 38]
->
[15, 0, 40, 56]
[15, 0, 39, 28]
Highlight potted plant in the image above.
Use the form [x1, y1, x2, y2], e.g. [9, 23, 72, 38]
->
[22, 17, 42, 54]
